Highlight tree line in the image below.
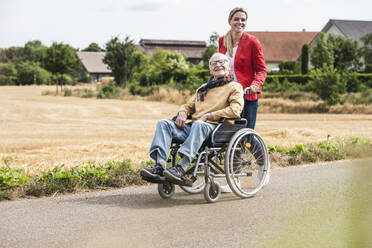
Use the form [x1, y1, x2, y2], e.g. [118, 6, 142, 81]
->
[1, 32, 372, 105]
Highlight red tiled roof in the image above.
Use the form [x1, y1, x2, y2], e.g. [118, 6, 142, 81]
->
[248, 31, 318, 62]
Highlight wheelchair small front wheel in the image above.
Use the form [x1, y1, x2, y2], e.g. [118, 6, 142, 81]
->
[203, 181, 221, 203]
[158, 181, 175, 199]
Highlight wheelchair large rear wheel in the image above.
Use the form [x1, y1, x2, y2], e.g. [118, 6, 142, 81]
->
[225, 128, 270, 198]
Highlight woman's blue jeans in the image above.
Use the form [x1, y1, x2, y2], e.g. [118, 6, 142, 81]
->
[241, 99, 264, 164]
[241, 99, 258, 129]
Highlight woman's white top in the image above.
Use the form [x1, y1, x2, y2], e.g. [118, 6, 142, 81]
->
[225, 46, 238, 82]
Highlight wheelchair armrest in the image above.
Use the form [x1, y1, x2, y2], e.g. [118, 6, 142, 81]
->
[218, 117, 247, 126]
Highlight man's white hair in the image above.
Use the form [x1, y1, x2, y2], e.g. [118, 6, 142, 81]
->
[209, 53, 228, 64]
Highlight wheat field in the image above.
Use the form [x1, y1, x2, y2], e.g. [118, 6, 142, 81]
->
[1, 85, 371, 174]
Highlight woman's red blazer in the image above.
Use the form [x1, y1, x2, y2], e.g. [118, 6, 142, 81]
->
[218, 32, 267, 101]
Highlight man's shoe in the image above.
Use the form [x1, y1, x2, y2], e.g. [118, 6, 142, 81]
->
[140, 164, 164, 179]
[163, 165, 186, 184]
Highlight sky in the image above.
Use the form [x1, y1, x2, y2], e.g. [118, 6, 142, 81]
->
[1, 0, 371, 49]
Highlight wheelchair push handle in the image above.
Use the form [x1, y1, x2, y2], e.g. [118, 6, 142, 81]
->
[244, 87, 261, 95]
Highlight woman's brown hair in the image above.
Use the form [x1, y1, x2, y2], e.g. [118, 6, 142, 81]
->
[224, 7, 248, 57]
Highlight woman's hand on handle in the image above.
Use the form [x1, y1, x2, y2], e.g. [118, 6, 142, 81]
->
[244, 85, 260, 95]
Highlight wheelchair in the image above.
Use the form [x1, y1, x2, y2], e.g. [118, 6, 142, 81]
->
[145, 116, 270, 203]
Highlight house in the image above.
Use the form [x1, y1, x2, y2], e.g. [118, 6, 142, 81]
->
[76, 52, 112, 83]
[248, 31, 318, 71]
[309, 19, 372, 48]
[137, 39, 207, 64]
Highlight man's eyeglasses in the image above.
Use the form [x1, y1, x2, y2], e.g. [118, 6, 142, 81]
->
[210, 59, 228, 66]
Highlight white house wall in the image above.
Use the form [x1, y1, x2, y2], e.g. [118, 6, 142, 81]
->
[266, 63, 280, 71]
[325, 24, 344, 36]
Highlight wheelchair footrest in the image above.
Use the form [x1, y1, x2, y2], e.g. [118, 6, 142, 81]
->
[141, 175, 193, 187]
[164, 175, 193, 187]
[141, 175, 166, 184]
[178, 177, 193, 187]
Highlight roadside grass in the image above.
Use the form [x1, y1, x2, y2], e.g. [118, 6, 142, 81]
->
[0, 159, 148, 201]
[268, 136, 372, 167]
[1, 136, 371, 201]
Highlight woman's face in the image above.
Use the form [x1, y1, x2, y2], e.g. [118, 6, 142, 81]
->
[209, 54, 230, 79]
[229, 11, 247, 33]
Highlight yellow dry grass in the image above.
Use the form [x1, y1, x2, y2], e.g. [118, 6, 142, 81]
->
[1, 85, 371, 174]
[146, 87, 191, 105]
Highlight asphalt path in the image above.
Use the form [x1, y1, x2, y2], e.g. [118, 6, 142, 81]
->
[1, 159, 371, 248]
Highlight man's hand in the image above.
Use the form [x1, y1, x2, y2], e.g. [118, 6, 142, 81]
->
[199, 114, 211, 122]
[175, 111, 187, 129]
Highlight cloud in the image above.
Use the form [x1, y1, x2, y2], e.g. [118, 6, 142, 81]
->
[128, 2, 164, 12]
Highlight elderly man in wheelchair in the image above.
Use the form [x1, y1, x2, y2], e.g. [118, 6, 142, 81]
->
[140, 53, 270, 203]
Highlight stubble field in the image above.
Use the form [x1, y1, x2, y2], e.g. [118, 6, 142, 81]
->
[1, 85, 371, 174]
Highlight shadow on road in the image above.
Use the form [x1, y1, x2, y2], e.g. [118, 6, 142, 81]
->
[61, 187, 241, 210]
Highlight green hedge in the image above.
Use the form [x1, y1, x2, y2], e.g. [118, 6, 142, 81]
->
[356, 73, 372, 87]
[264, 73, 372, 92]
[265, 74, 312, 85]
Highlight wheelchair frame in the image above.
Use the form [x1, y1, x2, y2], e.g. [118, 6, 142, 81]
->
[157, 117, 270, 203]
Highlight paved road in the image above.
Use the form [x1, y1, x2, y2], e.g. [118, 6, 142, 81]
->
[1, 160, 371, 248]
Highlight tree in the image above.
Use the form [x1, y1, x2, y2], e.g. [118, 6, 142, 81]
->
[131, 48, 190, 88]
[44, 42, 79, 93]
[16, 61, 52, 85]
[0, 41, 46, 66]
[104, 36, 136, 87]
[328, 34, 362, 71]
[361, 33, 372, 72]
[202, 32, 219, 68]
[23, 40, 47, 66]
[0, 49, 8, 63]
[310, 33, 334, 69]
[301, 44, 309, 74]
[310, 65, 346, 105]
[82, 42, 104, 52]
[0, 63, 17, 85]
[0, 46, 23, 64]
[310, 33, 362, 71]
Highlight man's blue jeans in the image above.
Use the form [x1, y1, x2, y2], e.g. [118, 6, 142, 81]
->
[149, 119, 216, 165]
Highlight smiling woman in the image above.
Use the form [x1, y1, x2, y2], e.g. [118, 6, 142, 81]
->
[219, 7, 267, 131]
